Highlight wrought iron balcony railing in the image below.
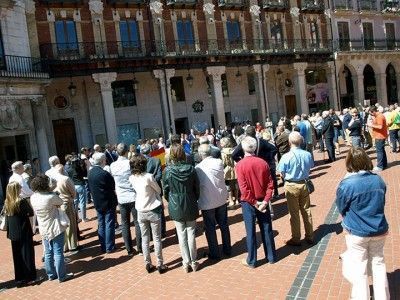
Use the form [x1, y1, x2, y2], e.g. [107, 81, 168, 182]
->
[381, 0, 400, 11]
[218, 0, 248, 7]
[0, 55, 49, 79]
[358, 0, 377, 10]
[40, 39, 333, 63]
[167, 0, 197, 5]
[333, 0, 354, 9]
[301, 0, 325, 10]
[262, 0, 289, 9]
[335, 39, 400, 51]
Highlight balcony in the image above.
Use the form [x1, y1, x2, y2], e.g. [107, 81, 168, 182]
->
[40, 39, 332, 63]
[335, 39, 400, 51]
[333, 0, 354, 10]
[262, 0, 289, 10]
[381, 0, 400, 12]
[218, 0, 248, 7]
[0, 55, 49, 79]
[301, 0, 325, 11]
[358, 0, 377, 10]
[167, 0, 197, 6]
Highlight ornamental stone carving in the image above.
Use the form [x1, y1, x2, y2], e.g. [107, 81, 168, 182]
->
[89, 0, 104, 15]
[324, 9, 331, 18]
[150, 1, 163, 15]
[0, 98, 22, 130]
[249, 5, 261, 17]
[290, 7, 300, 18]
[203, 3, 215, 15]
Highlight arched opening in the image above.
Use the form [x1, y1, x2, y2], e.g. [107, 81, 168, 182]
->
[386, 64, 397, 104]
[340, 65, 354, 108]
[363, 64, 377, 105]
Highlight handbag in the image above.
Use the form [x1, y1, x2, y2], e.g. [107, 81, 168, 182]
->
[0, 208, 7, 231]
[305, 178, 315, 194]
[58, 208, 70, 227]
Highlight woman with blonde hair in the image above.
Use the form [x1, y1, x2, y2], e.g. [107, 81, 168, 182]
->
[5, 181, 37, 285]
[220, 137, 238, 206]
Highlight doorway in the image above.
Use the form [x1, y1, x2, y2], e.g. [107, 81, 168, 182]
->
[52, 118, 78, 163]
[285, 95, 297, 117]
[174, 117, 189, 135]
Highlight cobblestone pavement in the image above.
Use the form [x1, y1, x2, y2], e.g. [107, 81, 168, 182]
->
[0, 147, 399, 300]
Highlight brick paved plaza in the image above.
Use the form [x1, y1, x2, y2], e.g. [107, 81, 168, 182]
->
[0, 148, 399, 300]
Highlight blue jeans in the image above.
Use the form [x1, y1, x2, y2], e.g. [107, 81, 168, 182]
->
[375, 139, 387, 169]
[119, 202, 142, 253]
[389, 129, 399, 152]
[43, 232, 67, 282]
[202, 204, 231, 259]
[74, 184, 87, 220]
[241, 201, 277, 267]
[96, 208, 116, 252]
[351, 136, 361, 148]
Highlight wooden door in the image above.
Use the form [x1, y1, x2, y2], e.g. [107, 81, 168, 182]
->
[52, 118, 78, 163]
[285, 95, 297, 118]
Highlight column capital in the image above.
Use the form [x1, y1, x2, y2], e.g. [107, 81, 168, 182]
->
[206, 66, 226, 79]
[165, 68, 175, 79]
[92, 72, 117, 90]
[89, 0, 104, 15]
[153, 69, 164, 80]
[293, 62, 308, 74]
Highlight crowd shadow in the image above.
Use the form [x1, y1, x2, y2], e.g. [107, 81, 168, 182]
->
[311, 165, 331, 172]
[309, 172, 327, 180]
[387, 160, 400, 168]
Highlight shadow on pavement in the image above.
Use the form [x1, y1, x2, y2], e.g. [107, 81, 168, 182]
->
[388, 269, 400, 299]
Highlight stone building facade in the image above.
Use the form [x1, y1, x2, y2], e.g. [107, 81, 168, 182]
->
[4, 0, 399, 184]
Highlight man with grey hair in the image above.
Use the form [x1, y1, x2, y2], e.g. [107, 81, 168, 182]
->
[45, 156, 61, 185]
[110, 143, 142, 256]
[88, 152, 118, 253]
[236, 136, 277, 268]
[9, 161, 34, 199]
[278, 131, 314, 246]
[199, 135, 221, 159]
[195, 144, 231, 260]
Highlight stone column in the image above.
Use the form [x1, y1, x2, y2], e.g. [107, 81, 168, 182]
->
[325, 61, 339, 110]
[153, 69, 176, 136]
[89, 0, 107, 56]
[31, 98, 51, 172]
[249, 3, 262, 50]
[206, 66, 227, 127]
[290, 4, 301, 50]
[203, 2, 217, 51]
[376, 73, 388, 107]
[396, 73, 400, 104]
[92, 72, 118, 144]
[150, 1, 165, 54]
[352, 69, 365, 106]
[251, 64, 267, 121]
[293, 62, 309, 115]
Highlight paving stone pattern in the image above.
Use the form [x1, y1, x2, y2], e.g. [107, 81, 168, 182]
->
[0, 147, 399, 299]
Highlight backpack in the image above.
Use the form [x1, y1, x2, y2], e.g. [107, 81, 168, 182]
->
[222, 149, 236, 181]
[393, 112, 400, 125]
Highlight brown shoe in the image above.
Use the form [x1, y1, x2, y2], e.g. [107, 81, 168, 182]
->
[285, 239, 301, 246]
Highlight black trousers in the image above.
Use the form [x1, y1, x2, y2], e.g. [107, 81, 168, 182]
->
[325, 137, 335, 162]
[119, 202, 142, 253]
[11, 237, 36, 282]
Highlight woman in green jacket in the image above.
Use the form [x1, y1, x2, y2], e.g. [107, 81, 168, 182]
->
[163, 144, 200, 272]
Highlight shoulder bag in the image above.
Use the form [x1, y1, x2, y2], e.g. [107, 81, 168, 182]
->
[0, 207, 7, 231]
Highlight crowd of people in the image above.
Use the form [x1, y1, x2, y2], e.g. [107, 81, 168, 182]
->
[0, 103, 393, 299]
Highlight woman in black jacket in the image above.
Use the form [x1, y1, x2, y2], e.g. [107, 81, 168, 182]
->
[4, 181, 37, 285]
[347, 108, 363, 148]
[163, 144, 200, 273]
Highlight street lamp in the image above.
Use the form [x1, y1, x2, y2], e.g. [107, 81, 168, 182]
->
[132, 73, 139, 90]
[186, 69, 194, 87]
[68, 79, 77, 97]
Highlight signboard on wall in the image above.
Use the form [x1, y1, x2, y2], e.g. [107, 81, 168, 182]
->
[307, 83, 329, 104]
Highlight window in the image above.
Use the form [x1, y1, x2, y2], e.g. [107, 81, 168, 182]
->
[117, 123, 140, 146]
[120, 20, 140, 49]
[170, 76, 186, 102]
[309, 22, 320, 47]
[112, 80, 137, 108]
[0, 24, 5, 70]
[385, 23, 395, 50]
[222, 74, 229, 97]
[247, 73, 256, 95]
[337, 22, 350, 51]
[176, 19, 194, 47]
[55, 20, 78, 55]
[271, 21, 283, 49]
[362, 22, 374, 50]
[226, 20, 241, 48]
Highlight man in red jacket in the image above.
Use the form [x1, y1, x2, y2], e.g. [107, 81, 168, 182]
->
[236, 136, 277, 268]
